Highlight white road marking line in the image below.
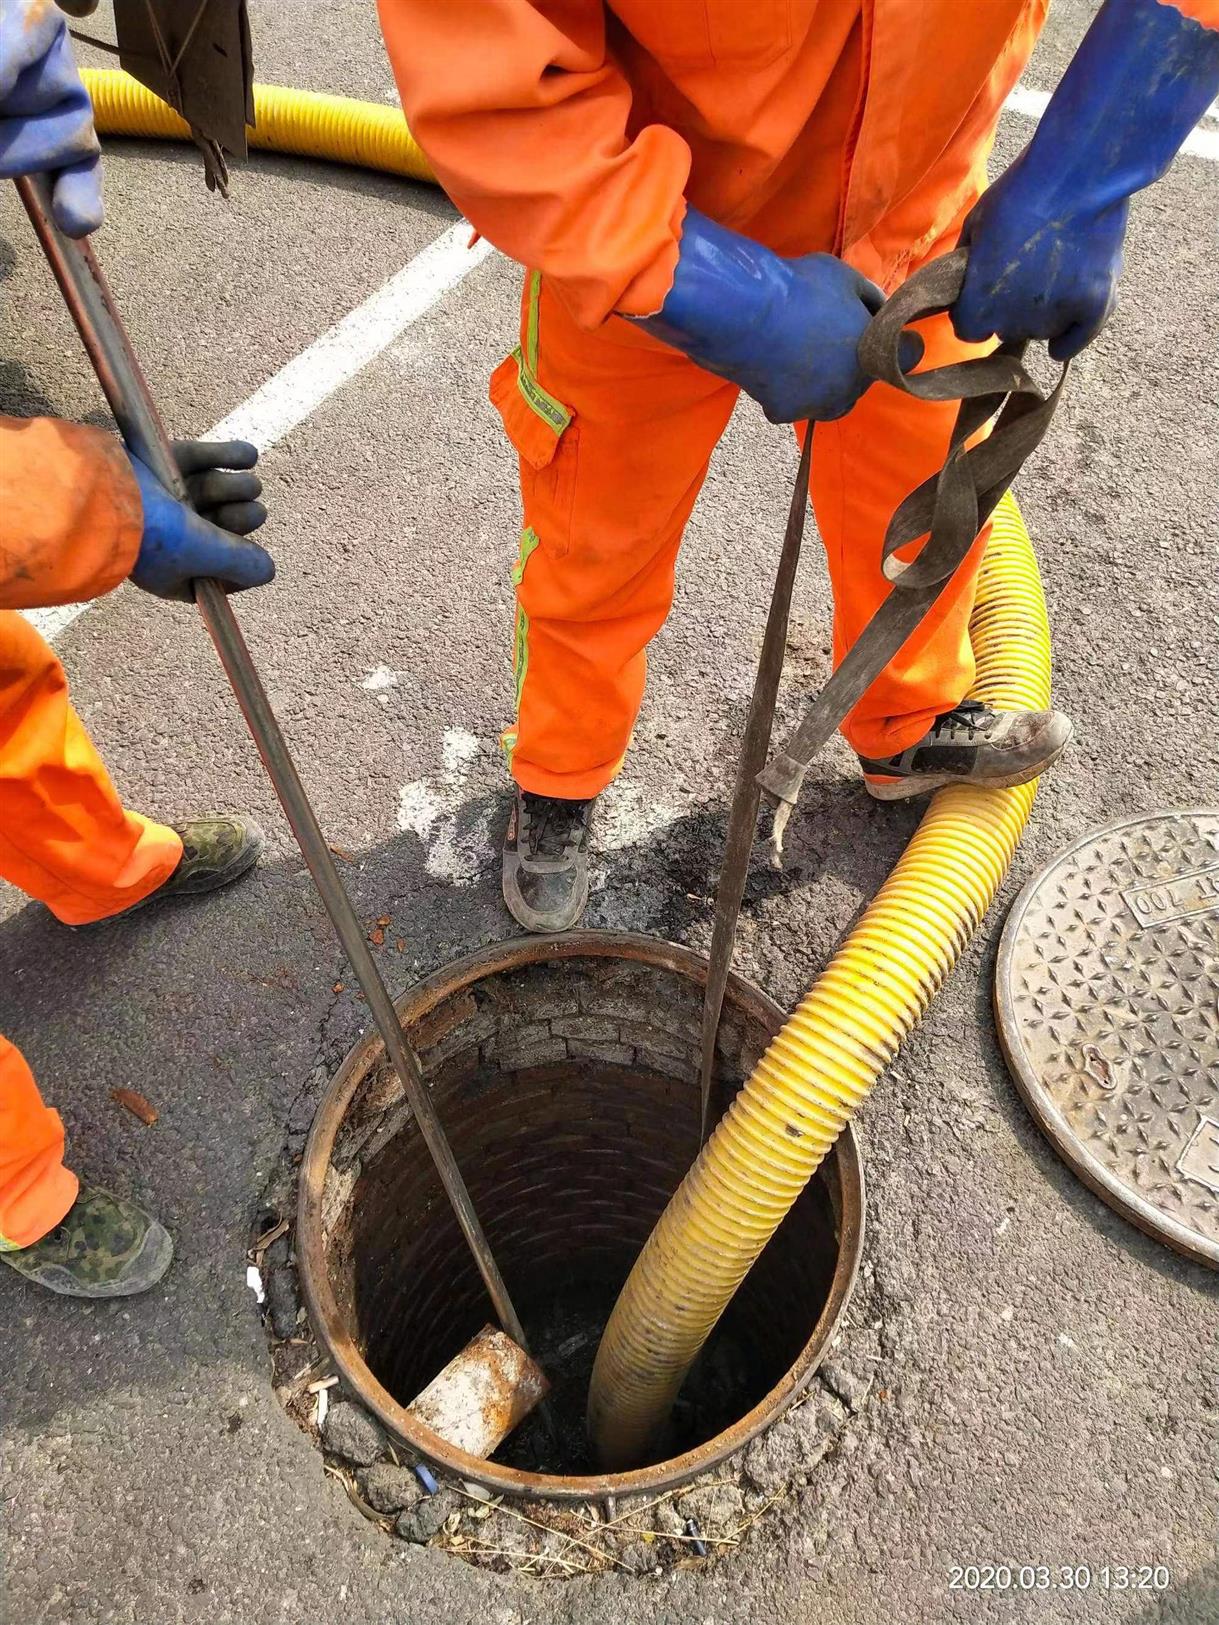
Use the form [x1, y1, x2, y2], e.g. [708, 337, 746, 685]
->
[26, 220, 493, 644]
[1004, 83, 1219, 161]
[209, 223, 493, 446]
[397, 726, 490, 885]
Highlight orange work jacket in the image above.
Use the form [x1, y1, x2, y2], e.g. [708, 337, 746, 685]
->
[378, 0, 1053, 326]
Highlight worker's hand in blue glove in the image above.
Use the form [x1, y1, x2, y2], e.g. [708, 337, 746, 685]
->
[171, 439, 268, 537]
[632, 207, 922, 424]
[953, 157, 1128, 363]
[954, 0, 1219, 361]
[0, 1, 104, 237]
[127, 440, 275, 602]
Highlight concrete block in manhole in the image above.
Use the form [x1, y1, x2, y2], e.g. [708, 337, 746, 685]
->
[267, 931, 868, 1576]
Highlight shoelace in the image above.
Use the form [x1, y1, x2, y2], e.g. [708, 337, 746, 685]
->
[521, 794, 589, 860]
[934, 700, 994, 741]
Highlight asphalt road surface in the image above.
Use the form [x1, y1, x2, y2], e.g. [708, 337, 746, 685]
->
[2, 4, 1216, 1622]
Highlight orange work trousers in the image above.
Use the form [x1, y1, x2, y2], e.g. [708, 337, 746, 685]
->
[0, 609, 182, 1249]
[493, 237, 995, 802]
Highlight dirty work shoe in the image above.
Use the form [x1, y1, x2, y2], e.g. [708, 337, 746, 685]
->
[87, 814, 265, 925]
[1, 1185, 173, 1298]
[502, 788, 594, 933]
[859, 702, 1073, 801]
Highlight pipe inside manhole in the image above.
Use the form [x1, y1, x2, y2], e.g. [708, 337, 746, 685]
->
[298, 932, 864, 1501]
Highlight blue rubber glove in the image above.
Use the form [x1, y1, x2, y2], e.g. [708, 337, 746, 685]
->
[0, 1, 103, 238]
[955, 0, 1219, 360]
[634, 207, 922, 424]
[127, 441, 275, 603]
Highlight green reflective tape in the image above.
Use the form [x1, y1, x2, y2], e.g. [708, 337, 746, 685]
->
[512, 603, 530, 715]
[517, 272, 572, 435]
[526, 270, 542, 372]
[511, 344, 571, 436]
[512, 526, 541, 586]
[504, 527, 539, 769]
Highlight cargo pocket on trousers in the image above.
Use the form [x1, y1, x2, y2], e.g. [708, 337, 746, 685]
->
[489, 284, 578, 559]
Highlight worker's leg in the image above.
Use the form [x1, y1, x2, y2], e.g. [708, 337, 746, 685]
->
[492, 273, 738, 800]
[810, 308, 996, 761]
[0, 610, 182, 925]
[0, 1031, 172, 1296]
[0, 1035, 77, 1251]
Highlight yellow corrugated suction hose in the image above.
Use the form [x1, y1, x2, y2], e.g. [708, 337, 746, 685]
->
[82, 68, 436, 185]
[588, 492, 1051, 1469]
[82, 67, 1050, 1475]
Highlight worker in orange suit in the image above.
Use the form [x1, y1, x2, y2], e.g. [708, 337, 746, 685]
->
[0, 4, 276, 1297]
[378, 0, 1219, 931]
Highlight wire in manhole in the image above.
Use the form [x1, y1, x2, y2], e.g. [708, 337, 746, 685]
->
[258, 933, 876, 1575]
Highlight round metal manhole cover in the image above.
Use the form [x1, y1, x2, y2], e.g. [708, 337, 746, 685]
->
[996, 808, 1219, 1268]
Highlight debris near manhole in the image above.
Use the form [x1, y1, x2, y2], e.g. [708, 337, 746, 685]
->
[323, 1399, 387, 1466]
[357, 1462, 423, 1515]
[396, 1489, 459, 1543]
[110, 1087, 158, 1125]
[248, 1217, 289, 1260]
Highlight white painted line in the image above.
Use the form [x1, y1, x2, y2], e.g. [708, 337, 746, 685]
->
[209, 221, 493, 446]
[26, 220, 493, 643]
[1004, 83, 1219, 161]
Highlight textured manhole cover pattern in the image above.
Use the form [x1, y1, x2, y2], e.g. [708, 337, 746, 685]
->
[996, 808, 1219, 1268]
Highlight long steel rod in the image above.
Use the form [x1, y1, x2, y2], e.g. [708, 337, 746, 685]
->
[696, 429, 811, 1143]
[16, 173, 531, 1356]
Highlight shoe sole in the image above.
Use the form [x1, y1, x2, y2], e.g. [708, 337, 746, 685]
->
[863, 736, 1071, 802]
[4, 1218, 174, 1299]
[502, 852, 591, 934]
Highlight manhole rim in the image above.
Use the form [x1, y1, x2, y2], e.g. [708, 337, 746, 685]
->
[297, 928, 866, 1500]
[995, 805, 1219, 1269]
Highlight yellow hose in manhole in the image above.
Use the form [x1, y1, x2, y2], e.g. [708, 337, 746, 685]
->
[588, 495, 1051, 1467]
[84, 69, 1053, 1473]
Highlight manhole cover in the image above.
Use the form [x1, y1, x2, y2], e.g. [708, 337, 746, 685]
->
[996, 808, 1219, 1268]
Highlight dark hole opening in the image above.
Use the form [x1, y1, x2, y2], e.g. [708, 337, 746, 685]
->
[324, 958, 843, 1476]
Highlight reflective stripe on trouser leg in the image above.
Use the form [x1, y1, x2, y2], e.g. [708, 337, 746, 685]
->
[490, 273, 739, 800]
[501, 528, 541, 771]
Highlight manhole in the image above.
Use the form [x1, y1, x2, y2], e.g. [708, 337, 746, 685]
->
[996, 808, 1219, 1267]
[295, 932, 864, 1512]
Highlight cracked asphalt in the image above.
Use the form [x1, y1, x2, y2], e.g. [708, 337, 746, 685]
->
[2, 3, 1216, 1622]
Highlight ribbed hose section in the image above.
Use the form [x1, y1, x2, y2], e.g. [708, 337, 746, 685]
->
[588, 492, 1051, 1468]
[82, 69, 437, 185]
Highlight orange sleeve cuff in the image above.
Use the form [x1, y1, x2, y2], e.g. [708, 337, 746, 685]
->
[1159, 0, 1219, 28]
[377, 0, 691, 329]
[0, 417, 142, 611]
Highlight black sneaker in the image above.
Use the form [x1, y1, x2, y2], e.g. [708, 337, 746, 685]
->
[859, 702, 1073, 800]
[502, 788, 594, 933]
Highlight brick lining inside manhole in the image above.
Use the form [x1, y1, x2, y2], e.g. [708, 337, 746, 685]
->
[257, 934, 873, 1576]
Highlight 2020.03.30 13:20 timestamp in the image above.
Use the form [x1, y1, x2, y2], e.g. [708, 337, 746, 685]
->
[948, 1564, 1172, 1592]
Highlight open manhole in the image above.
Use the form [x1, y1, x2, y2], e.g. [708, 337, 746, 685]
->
[295, 932, 864, 1512]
